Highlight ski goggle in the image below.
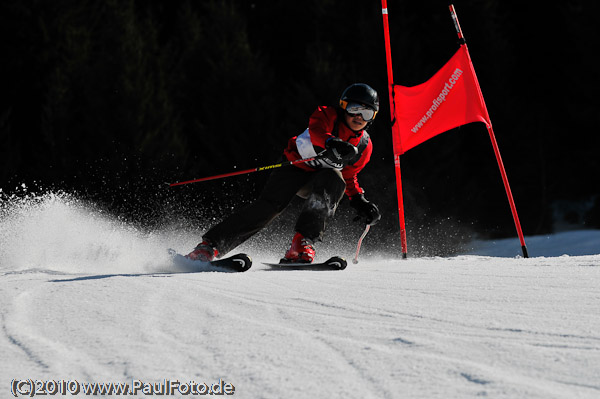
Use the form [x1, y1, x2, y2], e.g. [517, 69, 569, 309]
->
[340, 101, 377, 121]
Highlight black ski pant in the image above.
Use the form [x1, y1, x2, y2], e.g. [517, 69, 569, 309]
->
[203, 165, 346, 256]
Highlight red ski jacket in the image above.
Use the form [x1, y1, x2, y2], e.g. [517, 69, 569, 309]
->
[284, 106, 373, 198]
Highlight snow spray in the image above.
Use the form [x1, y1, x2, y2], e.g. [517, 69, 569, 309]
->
[0, 188, 189, 274]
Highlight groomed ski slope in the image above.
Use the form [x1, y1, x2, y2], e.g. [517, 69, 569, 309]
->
[1, 193, 599, 398]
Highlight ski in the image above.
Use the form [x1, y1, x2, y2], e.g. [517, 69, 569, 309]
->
[263, 256, 347, 271]
[168, 249, 252, 273]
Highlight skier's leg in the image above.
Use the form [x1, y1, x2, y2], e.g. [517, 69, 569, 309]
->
[202, 165, 312, 256]
[294, 169, 346, 242]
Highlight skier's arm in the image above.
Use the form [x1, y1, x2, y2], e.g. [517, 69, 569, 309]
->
[307, 106, 338, 148]
[342, 141, 381, 225]
[341, 138, 372, 197]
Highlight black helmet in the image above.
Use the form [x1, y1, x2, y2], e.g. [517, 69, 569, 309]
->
[339, 83, 379, 116]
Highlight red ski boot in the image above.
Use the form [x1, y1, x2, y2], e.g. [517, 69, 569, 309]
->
[185, 241, 218, 262]
[282, 232, 315, 263]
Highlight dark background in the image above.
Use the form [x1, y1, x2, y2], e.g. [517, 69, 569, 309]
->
[1, 0, 599, 256]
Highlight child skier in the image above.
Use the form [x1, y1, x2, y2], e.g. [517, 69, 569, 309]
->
[186, 83, 381, 263]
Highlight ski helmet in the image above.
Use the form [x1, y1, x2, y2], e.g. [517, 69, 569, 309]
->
[339, 83, 379, 120]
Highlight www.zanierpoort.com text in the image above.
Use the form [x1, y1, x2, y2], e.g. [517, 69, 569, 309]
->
[10, 378, 235, 397]
[410, 68, 463, 133]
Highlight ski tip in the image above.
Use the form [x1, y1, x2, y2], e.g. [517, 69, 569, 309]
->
[228, 253, 252, 272]
[328, 256, 347, 270]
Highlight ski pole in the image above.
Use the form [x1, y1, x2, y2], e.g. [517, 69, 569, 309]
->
[352, 224, 371, 264]
[168, 155, 325, 187]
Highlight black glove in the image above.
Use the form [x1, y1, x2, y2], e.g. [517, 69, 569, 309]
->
[324, 137, 358, 166]
[349, 194, 381, 226]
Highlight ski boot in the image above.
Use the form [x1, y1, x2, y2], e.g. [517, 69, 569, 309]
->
[185, 241, 218, 262]
[282, 232, 315, 263]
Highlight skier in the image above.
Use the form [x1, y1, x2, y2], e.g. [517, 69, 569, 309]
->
[186, 83, 382, 264]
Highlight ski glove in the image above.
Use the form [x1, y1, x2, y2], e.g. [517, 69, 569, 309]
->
[324, 137, 358, 166]
[350, 194, 381, 226]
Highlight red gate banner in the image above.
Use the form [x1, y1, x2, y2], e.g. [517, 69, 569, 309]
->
[392, 45, 490, 155]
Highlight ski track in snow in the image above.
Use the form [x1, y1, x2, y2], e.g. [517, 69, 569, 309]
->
[1, 193, 599, 398]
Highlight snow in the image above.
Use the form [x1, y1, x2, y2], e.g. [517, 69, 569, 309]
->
[1, 193, 599, 398]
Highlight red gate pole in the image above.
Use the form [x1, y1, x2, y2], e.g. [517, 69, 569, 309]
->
[381, 0, 408, 258]
[449, 5, 529, 258]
